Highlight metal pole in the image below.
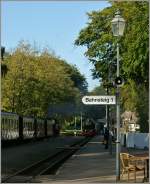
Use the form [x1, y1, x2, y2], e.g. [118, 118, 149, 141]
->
[106, 87, 110, 151]
[109, 108, 113, 155]
[106, 104, 108, 127]
[116, 42, 121, 181]
[74, 116, 77, 136]
[108, 63, 113, 155]
[80, 112, 83, 131]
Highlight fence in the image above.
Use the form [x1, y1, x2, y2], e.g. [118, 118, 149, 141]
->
[121, 133, 149, 149]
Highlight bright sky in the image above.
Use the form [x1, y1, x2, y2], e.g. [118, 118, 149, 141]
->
[2, 1, 110, 91]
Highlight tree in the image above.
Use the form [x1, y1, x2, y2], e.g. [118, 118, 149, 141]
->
[75, 1, 149, 132]
[60, 62, 88, 94]
[2, 41, 87, 118]
[1, 47, 9, 77]
[75, 2, 148, 85]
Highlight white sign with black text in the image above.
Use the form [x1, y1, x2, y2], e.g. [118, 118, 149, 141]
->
[82, 95, 116, 105]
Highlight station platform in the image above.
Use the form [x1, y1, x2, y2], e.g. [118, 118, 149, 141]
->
[35, 135, 147, 183]
[3, 135, 147, 183]
[35, 135, 116, 183]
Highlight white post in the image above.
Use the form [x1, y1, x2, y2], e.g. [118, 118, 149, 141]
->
[74, 116, 77, 136]
[116, 42, 121, 181]
[80, 112, 83, 131]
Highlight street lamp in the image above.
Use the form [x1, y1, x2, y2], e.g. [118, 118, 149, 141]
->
[111, 10, 125, 181]
[111, 10, 125, 37]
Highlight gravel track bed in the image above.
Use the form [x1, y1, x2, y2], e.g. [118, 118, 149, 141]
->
[2, 136, 84, 175]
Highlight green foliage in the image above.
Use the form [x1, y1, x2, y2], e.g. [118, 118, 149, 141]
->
[121, 80, 148, 133]
[75, 2, 148, 85]
[134, 84, 148, 133]
[121, 80, 137, 111]
[1, 50, 10, 77]
[75, 6, 116, 80]
[120, 2, 149, 87]
[61, 63, 88, 94]
[89, 85, 106, 95]
[63, 116, 82, 130]
[1, 63, 8, 77]
[75, 2, 149, 132]
[2, 41, 87, 118]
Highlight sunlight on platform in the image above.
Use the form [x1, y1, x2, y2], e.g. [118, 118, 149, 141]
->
[73, 152, 108, 157]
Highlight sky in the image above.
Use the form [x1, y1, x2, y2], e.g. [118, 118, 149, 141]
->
[1, 1, 110, 91]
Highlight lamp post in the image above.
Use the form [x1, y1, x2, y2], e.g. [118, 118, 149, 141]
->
[111, 10, 125, 181]
[105, 84, 109, 150]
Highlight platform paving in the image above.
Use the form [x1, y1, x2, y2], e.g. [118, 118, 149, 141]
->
[35, 135, 148, 183]
[2, 135, 148, 183]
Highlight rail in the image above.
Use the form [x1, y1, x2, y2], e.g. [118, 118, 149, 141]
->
[2, 137, 91, 183]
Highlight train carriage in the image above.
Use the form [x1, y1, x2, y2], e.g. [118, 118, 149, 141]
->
[1, 112, 19, 140]
[1, 111, 58, 143]
[36, 118, 45, 137]
[23, 117, 35, 139]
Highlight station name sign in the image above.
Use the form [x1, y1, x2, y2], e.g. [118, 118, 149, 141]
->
[82, 95, 116, 105]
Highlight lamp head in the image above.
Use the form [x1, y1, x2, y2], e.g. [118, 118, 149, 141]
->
[111, 10, 125, 36]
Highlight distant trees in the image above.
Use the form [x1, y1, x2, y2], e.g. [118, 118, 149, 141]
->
[1, 46, 8, 77]
[75, 2, 149, 132]
[2, 41, 87, 118]
[62, 63, 88, 95]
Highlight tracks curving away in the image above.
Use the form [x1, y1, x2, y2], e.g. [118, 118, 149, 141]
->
[2, 137, 91, 183]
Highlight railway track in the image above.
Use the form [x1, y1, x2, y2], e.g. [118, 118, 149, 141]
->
[2, 137, 91, 183]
